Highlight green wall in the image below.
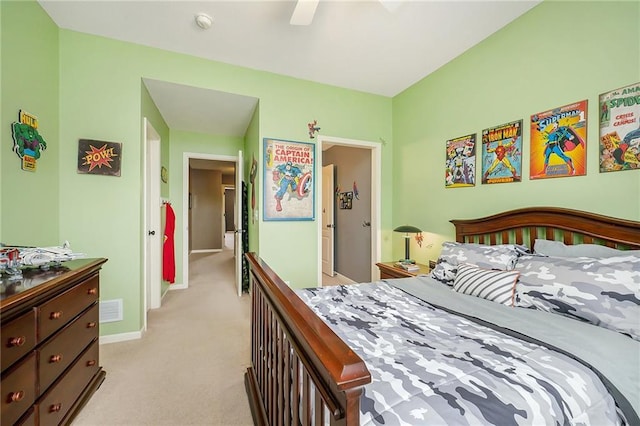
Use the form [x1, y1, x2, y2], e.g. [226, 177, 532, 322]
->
[1, 0, 59, 245]
[6, 0, 636, 338]
[141, 82, 170, 199]
[48, 27, 391, 334]
[245, 104, 261, 254]
[392, 0, 640, 266]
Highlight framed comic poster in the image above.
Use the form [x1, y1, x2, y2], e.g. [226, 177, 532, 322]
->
[445, 133, 476, 188]
[77, 139, 122, 177]
[599, 82, 640, 172]
[263, 138, 315, 221]
[481, 120, 522, 184]
[530, 100, 587, 179]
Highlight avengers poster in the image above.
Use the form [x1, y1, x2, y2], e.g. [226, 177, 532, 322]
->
[445, 133, 476, 188]
[599, 82, 640, 172]
[530, 100, 587, 179]
[481, 120, 522, 184]
[263, 138, 315, 221]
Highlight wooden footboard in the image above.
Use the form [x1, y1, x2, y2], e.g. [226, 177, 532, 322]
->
[244, 253, 371, 426]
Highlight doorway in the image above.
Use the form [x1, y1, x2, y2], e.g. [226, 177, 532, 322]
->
[143, 118, 161, 332]
[316, 136, 381, 286]
[182, 152, 243, 295]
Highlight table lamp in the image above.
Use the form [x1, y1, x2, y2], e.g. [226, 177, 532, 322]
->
[394, 225, 422, 264]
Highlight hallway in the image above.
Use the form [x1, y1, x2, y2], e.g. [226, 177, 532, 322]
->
[73, 245, 253, 425]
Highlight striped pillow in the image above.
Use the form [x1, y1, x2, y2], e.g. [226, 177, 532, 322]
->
[453, 263, 520, 306]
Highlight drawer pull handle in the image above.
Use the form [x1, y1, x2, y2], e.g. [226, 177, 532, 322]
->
[87, 360, 97, 367]
[49, 403, 62, 413]
[87, 288, 98, 295]
[8, 391, 25, 403]
[87, 322, 97, 328]
[50, 354, 63, 363]
[50, 311, 63, 320]
[8, 336, 26, 347]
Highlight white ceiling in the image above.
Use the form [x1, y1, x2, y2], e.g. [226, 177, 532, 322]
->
[39, 0, 540, 137]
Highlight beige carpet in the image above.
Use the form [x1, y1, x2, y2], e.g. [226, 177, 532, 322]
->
[73, 248, 253, 425]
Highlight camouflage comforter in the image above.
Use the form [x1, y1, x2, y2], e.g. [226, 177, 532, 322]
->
[297, 277, 637, 425]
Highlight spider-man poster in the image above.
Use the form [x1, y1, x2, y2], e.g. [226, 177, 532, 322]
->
[599, 82, 640, 172]
[530, 100, 587, 179]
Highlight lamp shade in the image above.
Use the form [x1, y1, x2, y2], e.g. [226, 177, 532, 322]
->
[393, 225, 422, 234]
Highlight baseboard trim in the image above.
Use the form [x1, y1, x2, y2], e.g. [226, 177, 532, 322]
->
[190, 249, 222, 254]
[99, 329, 143, 345]
[169, 283, 187, 290]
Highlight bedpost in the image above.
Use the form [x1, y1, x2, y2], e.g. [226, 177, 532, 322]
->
[244, 252, 371, 426]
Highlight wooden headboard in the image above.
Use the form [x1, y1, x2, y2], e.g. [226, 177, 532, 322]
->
[450, 207, 640, 250]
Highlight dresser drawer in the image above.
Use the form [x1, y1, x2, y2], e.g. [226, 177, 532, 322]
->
[16, 407, 37, 426]
[39, 303, 99, 393]
[38, 275, 99, 341]
[1, 309, 36, 371]
[38, 340, 99, 426]
[1, 352, 37, 426]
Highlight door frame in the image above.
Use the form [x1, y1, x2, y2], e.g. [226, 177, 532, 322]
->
[181, 152, 241, 290]
[315, 135, 381, 285]
[142, 118, 162, 332]
[321, 164, 335, 277]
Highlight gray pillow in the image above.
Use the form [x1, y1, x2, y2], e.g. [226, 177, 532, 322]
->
[533, 239, 640, 258]
[431, 242, 521, 285]
[515, 255, 640, 340]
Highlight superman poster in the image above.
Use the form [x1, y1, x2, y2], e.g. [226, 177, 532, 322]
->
[481, 120, 522, 184]
[530, 100, 587, 179]
[599, 82, 640, 172]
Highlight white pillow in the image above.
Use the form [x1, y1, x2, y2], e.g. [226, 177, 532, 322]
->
[453, 263, 520, 306]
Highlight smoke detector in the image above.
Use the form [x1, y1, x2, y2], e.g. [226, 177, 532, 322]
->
[195, 13, 213, 30]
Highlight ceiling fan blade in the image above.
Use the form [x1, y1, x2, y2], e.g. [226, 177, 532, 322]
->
[290, 0, 320, 26]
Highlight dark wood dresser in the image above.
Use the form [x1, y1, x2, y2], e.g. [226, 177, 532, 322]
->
[1, 258, 107, 426]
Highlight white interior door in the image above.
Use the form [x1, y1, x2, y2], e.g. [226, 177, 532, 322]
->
[235, 150, 244, 297]
[144, 119, 162, 317]
[322, 164, 335, 276]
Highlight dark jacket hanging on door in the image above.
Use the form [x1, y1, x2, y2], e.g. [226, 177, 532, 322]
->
[163, 202, 176, 284]
[242, 181, 250, 293]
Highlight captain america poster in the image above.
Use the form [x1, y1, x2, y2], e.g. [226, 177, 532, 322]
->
[263, 138, 315, 221]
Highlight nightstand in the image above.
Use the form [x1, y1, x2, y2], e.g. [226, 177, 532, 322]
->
[376, 262, 431, 279]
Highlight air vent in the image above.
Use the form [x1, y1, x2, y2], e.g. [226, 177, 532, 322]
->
[99, 299, 123, 323]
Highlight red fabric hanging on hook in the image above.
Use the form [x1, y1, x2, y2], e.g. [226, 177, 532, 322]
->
[163, 202, 176, 284]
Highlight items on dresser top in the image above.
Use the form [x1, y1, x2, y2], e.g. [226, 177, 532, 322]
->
[1, 258, 107, 426]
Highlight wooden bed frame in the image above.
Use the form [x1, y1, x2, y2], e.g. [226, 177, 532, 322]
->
[244, 207, 640, 426]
